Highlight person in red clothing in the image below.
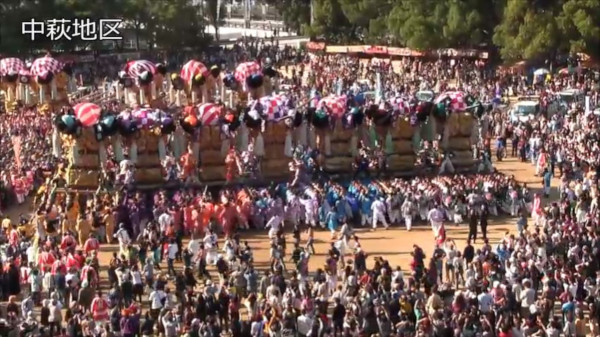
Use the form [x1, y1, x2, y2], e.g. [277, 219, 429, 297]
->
[38, 247, 56, 271]
[219, 198, 238, 238]
[51, 258, 66, 276]
[83, 234, 100, 254]
[225, 147, 240, 182]
[8, 224, 19, 247]
[60, 231, 76, 251]
[91, 291, 109, 321]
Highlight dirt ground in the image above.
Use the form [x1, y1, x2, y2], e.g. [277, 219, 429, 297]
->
[5, 151, 555, 277]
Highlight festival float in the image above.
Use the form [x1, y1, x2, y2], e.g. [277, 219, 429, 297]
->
[116, 106, 175, 185]
[180, 102, 239, 182]
[55, 102, 103, 188]
[306, 94, 357, 173]
[384, 97, 417, 173]
[0, 58, 25, 113]
[170, 60, 223, 105]
[117, 60, 166, 107]
[431, 91, 479, 169]
[246, 94, 300, 179]
[30, 55, 74, 110]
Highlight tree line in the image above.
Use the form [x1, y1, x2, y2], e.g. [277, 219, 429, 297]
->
[1, 0, 598, 63]
[268, 0, 600, 62]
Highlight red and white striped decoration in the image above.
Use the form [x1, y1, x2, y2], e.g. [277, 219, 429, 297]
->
[180, 60, 209, 83]
[124, 60, 157, 79]
[73, 102, 101, 127]
[234, 61, 261, 84]
[390, 96, 409, 114]
[0, 58, 25, 76]
[434, 91, 467, 111]
[30, 56, 63, 76]
[197, 103, 222, 126]
[317, 95, 347, 118]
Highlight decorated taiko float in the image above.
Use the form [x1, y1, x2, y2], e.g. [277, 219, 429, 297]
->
[419, 90, 478, 169]
[117, 60, 166, 107]
[179, 102, 241, 182]
[170, 60, 223, 105]
[115, 106, 175, 185]
[305, 94, 358, 172]
[54, 102, 104, 188]
[244, 94, 302, 179]
[30, 55, 74, 109]
[0, 58, 25, 113]
[383, 97, 417, 172]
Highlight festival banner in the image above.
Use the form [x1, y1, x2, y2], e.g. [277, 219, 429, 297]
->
[347, 46, 365, 53]
[317, 44, 487, 59]
[388, 47, 413, 56]
[326, 46, 348, 53]
[364, 45, 388, 54]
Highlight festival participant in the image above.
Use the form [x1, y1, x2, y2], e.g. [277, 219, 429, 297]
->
[37, 247, 56, 272]
[401, 194, 415, 231]
[371, 196, 389, 231]
[90, 291, 109, 322]
[83, 233, 100, 254]
[180, 145, 197, 184]
[114, 223, 132, 257]
[75, 214, 91, 247]
[427, 204, 446, 244]
[59, 231, 76, 251]
[265, 211, 283, 239]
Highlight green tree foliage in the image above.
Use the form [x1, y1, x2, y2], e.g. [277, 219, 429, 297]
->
[557, 0, 600, 59]
[303, 0, 355, 43]
[493, 0, 563, 62]
[265, 0, 310, 34]
[338, 0, 393, 43]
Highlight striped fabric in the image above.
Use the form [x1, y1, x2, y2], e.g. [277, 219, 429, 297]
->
[180, 60, 209, 83]
[197, 103, 222, 126]
[124, 60, 157, 78]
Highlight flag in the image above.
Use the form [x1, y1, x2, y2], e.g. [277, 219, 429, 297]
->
[12, 135, 22, 170]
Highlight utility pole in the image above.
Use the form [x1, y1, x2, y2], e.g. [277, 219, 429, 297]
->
[310, 0, 314, 25]
[244, 0, 251, 29]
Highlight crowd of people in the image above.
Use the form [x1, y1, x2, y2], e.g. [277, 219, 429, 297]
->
[2, 41, 600, 337]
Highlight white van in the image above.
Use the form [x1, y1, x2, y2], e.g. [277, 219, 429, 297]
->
[558, 89, 584, 111]
[510, 100, 539, 123]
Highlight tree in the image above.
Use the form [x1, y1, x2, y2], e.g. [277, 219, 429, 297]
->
[557, 0, 600, 59]
[493, 0, 563, 62]
[265, 0, 311, 34]
[304, 0, 354, 43]
[387, 0, 445, 50]
[339, 0, 393, 42]
[205, 0, 226, 42]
